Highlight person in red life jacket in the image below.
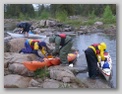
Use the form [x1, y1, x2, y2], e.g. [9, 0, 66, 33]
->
[49, 33, 73, 66]
[19, 39, 50, 58]
[84, 42, 108, 79]
[16, 22, 31, 37]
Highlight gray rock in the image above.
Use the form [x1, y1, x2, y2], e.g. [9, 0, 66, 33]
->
[49, 66, 76, 83]
[42, 79, 60, 88]
[8, 63, 34, 76]
[8, 38, 27, 52]
[4, 74, 32, 88]
[28, 79, 41, 87]
[4, 53, 37, 64]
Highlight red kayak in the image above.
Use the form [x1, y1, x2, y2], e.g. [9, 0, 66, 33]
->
[23, 53, 77, 71]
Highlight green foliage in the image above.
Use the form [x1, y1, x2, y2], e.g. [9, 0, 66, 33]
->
[103, 5, 116, 24]
[88, 10, 96, 19]
[59, 83, 72, 88]
[64, 19, 82, 28]
[56, 10, 68, 22]
[4, 4, 34, 19]
[19, 12, 25, 20]
[34, 67, 49, 79]
[82, 19, 96, 25]
[40, 10, 50, 19]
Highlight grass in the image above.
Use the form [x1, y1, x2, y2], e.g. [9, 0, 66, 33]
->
[34, 67, 50, 79]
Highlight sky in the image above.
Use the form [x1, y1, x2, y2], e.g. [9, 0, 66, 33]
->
[32, 4, 50, 11]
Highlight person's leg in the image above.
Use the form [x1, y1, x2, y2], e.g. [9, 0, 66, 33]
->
[85, 48, 98, 78]
[59, 41, 73, 65]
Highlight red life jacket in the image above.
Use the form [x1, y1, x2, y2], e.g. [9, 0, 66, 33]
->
[58, 33, 66, 38]
[91, 43, 100, 54]
[55, 34, 67, 46]
[30, 40, 40, 49]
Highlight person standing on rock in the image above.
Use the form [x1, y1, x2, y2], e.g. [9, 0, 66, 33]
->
[19, 39, 50, 58]
[49, 33, 73, 66]
[84, 42, 108, 79]
[16, 22, 31, 37]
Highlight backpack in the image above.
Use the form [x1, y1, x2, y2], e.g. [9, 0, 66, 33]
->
[55, 34, 66, 46]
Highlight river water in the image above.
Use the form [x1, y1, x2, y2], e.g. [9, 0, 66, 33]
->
[73, 33, 116, 88]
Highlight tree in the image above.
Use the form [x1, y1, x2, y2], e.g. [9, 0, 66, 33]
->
[103, 5, 116, 23]
[4, 4, 35, 19]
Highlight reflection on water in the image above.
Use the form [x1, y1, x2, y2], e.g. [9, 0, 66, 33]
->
[73, 33, 116, 88]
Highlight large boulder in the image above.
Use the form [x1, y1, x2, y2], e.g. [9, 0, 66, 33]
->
[8, 38, 27, 52]
[8, 63, 34, 76]
[4, 74, 32, 88]
[46, 20, 56, 27]
[42, 79, 60, 88]
[40, 20, 46, 27]
[48, 66, 76, 83]
[28, 79, 41, 87]
[4, 52, 37, 65]
[42, 78, 80, 88]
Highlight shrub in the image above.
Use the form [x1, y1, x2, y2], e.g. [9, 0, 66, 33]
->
[40, 10, 50, 19]
[103, 5, 116, 24]
[56, 10, 68, 22]
[34, 67, 49, 79]
[88, 10, 96, 19]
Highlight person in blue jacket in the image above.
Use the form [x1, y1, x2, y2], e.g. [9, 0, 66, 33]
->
[17, 22, 31, 37]
[19, 39, 50, 58]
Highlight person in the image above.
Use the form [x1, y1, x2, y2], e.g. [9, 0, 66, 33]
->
[84, 42, 108, 79]
[19, 39, 50, 58]
[49, 33, 73, 66]
[16, 22, 31, 37]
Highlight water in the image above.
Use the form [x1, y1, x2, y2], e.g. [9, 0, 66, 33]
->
[73, 33, 116, 88]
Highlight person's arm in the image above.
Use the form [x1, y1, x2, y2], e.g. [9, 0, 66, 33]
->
[52, 36, 61, 55]
[100, 48, 105, 61]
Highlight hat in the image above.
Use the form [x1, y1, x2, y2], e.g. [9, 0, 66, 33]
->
[39, 41, 46, 47]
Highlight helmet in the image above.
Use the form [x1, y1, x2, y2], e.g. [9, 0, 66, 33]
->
[100, 42, 107, 50]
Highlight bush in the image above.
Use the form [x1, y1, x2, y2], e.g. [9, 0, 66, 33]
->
[64, 19, 82, 28]
[34, 67, 49, 79]
[88, 10, 96, 19]
[56, 10, 68, 22]
[40, 10, 50, 19]
[103, 5, 116, 24]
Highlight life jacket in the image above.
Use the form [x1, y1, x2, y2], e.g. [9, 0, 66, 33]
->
[30, 40, 40, 49]
[55, 34, 66, 46]
[91, 43, 100, 54]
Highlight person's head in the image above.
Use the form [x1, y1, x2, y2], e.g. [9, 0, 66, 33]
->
[38, 41, 47, 49]
[49, 35, 56, 43]
[17, 23, 21, 28]
[100, 42, 107, 50]
[16, 23, 23, 31]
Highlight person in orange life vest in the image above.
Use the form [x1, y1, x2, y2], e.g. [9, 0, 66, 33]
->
[19, 39, 49, 58]
[16, 22, 31, 37]
[49, 33, 73, 66]
[84, 42, 107, 79]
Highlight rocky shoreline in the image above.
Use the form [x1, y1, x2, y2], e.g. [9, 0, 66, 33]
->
[4, 19, 116, 88]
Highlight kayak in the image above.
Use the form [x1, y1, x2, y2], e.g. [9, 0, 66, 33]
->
[97, 52, 112, 81]
[7, 32, 46, 39]
[23, 53, 78, 71]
